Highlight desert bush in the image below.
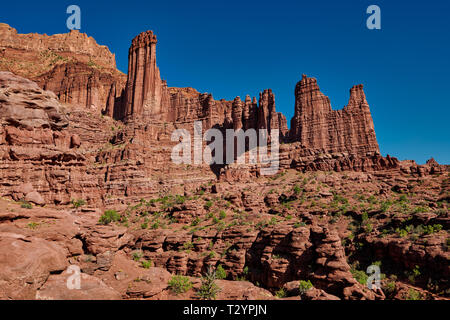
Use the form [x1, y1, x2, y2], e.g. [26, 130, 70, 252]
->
[99, 210, 120, 225]
[197, 267, 221, 300]
[216, 265, 227, 280]
[71, 199, 86, 209]
[299, 280, 313, 294]
[168, 275, 193, 295]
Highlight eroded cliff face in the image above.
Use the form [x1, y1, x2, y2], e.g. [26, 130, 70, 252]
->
[0, 23, 126, 113]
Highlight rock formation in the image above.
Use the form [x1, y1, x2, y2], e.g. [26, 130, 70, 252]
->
[117, 31, 287, 139]
[289, 75, 380, 156]
[123, 31, 169, 119]
[0, 25, 448, 302]
[0, 23, 126, 113]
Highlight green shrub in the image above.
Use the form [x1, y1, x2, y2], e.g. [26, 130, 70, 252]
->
[99, 210, 120, 225]
[293, 185, 302, 195]
[205, 200, 213, 209]
[361, 212, 369, 222]
[175, 195, 186, 204]
[191, 217, 200, 226]
[26, 222, 38, 229]
[71, 199, 86, 209]
[141, 260, 152, 269]
[216, 265, 227, 280]
[413, 206, 428, 213]
[168, 275, 193, 295]
[132, 250, 143, 261]
[351, 267, 368, 285]
[20, 201, 33, 209]
[383, 281, 396, 295]
[380, 200, 392, 213]
[299, 280, 313, 294]
[275, 288, 287, 298]
[197, 268, 221, 300]
[368, 195, 377, 204]
[406, 288, 422, 300]
[219, 210, 227, 220]
[423, 224, 443, 235]
[396, 228, 408, 238]
[183, 242, 194, 251]
[293, 222, 306, 228]
[151, 220, 160, 229]
[406, 265, 421, 284]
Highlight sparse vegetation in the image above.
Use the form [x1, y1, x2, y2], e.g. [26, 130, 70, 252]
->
[141, 260, 152, 269]
[197, 267, 221, 300]
[275, 287, 287, 298]
[168, 275, 193, 295]
[20, 201, 33, 209]
[216, 265, 227, 280]
[99, 209, 120, 225]
[299, 280, 313, 294]
[406, 288, 422, 300]
[71, 199, 86, 209]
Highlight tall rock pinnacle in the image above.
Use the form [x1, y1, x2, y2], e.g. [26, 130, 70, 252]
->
[124, 31, 168, 119]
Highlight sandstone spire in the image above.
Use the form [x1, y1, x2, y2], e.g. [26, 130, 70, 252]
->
[124, 30, 168, 119]
[290, 75, 379, 155]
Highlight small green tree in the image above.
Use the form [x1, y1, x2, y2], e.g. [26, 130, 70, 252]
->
[71, 199, 86, 209]
[275, 288, 287, 298]
[98, 210, 120, 225]
[299, 280, 313, 295]
[216, 265, 227, 280]
[168, 275, 193, 295]
[197, 267, 221, 300]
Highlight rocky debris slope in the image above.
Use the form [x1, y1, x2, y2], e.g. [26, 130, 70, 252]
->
[0, 165, 447, 300]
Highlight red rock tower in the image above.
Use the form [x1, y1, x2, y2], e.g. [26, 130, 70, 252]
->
[124, 30, 168, 119]
[290, 74, 380, 155]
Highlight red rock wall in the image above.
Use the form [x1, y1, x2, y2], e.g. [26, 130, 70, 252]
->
[36, 62, 126, 113]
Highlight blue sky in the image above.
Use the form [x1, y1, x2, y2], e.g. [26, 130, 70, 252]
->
[1, 0, 449, 164]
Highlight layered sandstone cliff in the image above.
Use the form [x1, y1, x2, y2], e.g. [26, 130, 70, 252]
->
[0, 23, 117, 73]
[0, 23, 126, 113]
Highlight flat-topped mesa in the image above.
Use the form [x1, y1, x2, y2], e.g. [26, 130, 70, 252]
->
[290, 74, 380, 156]
[124, 30, 169, 119]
